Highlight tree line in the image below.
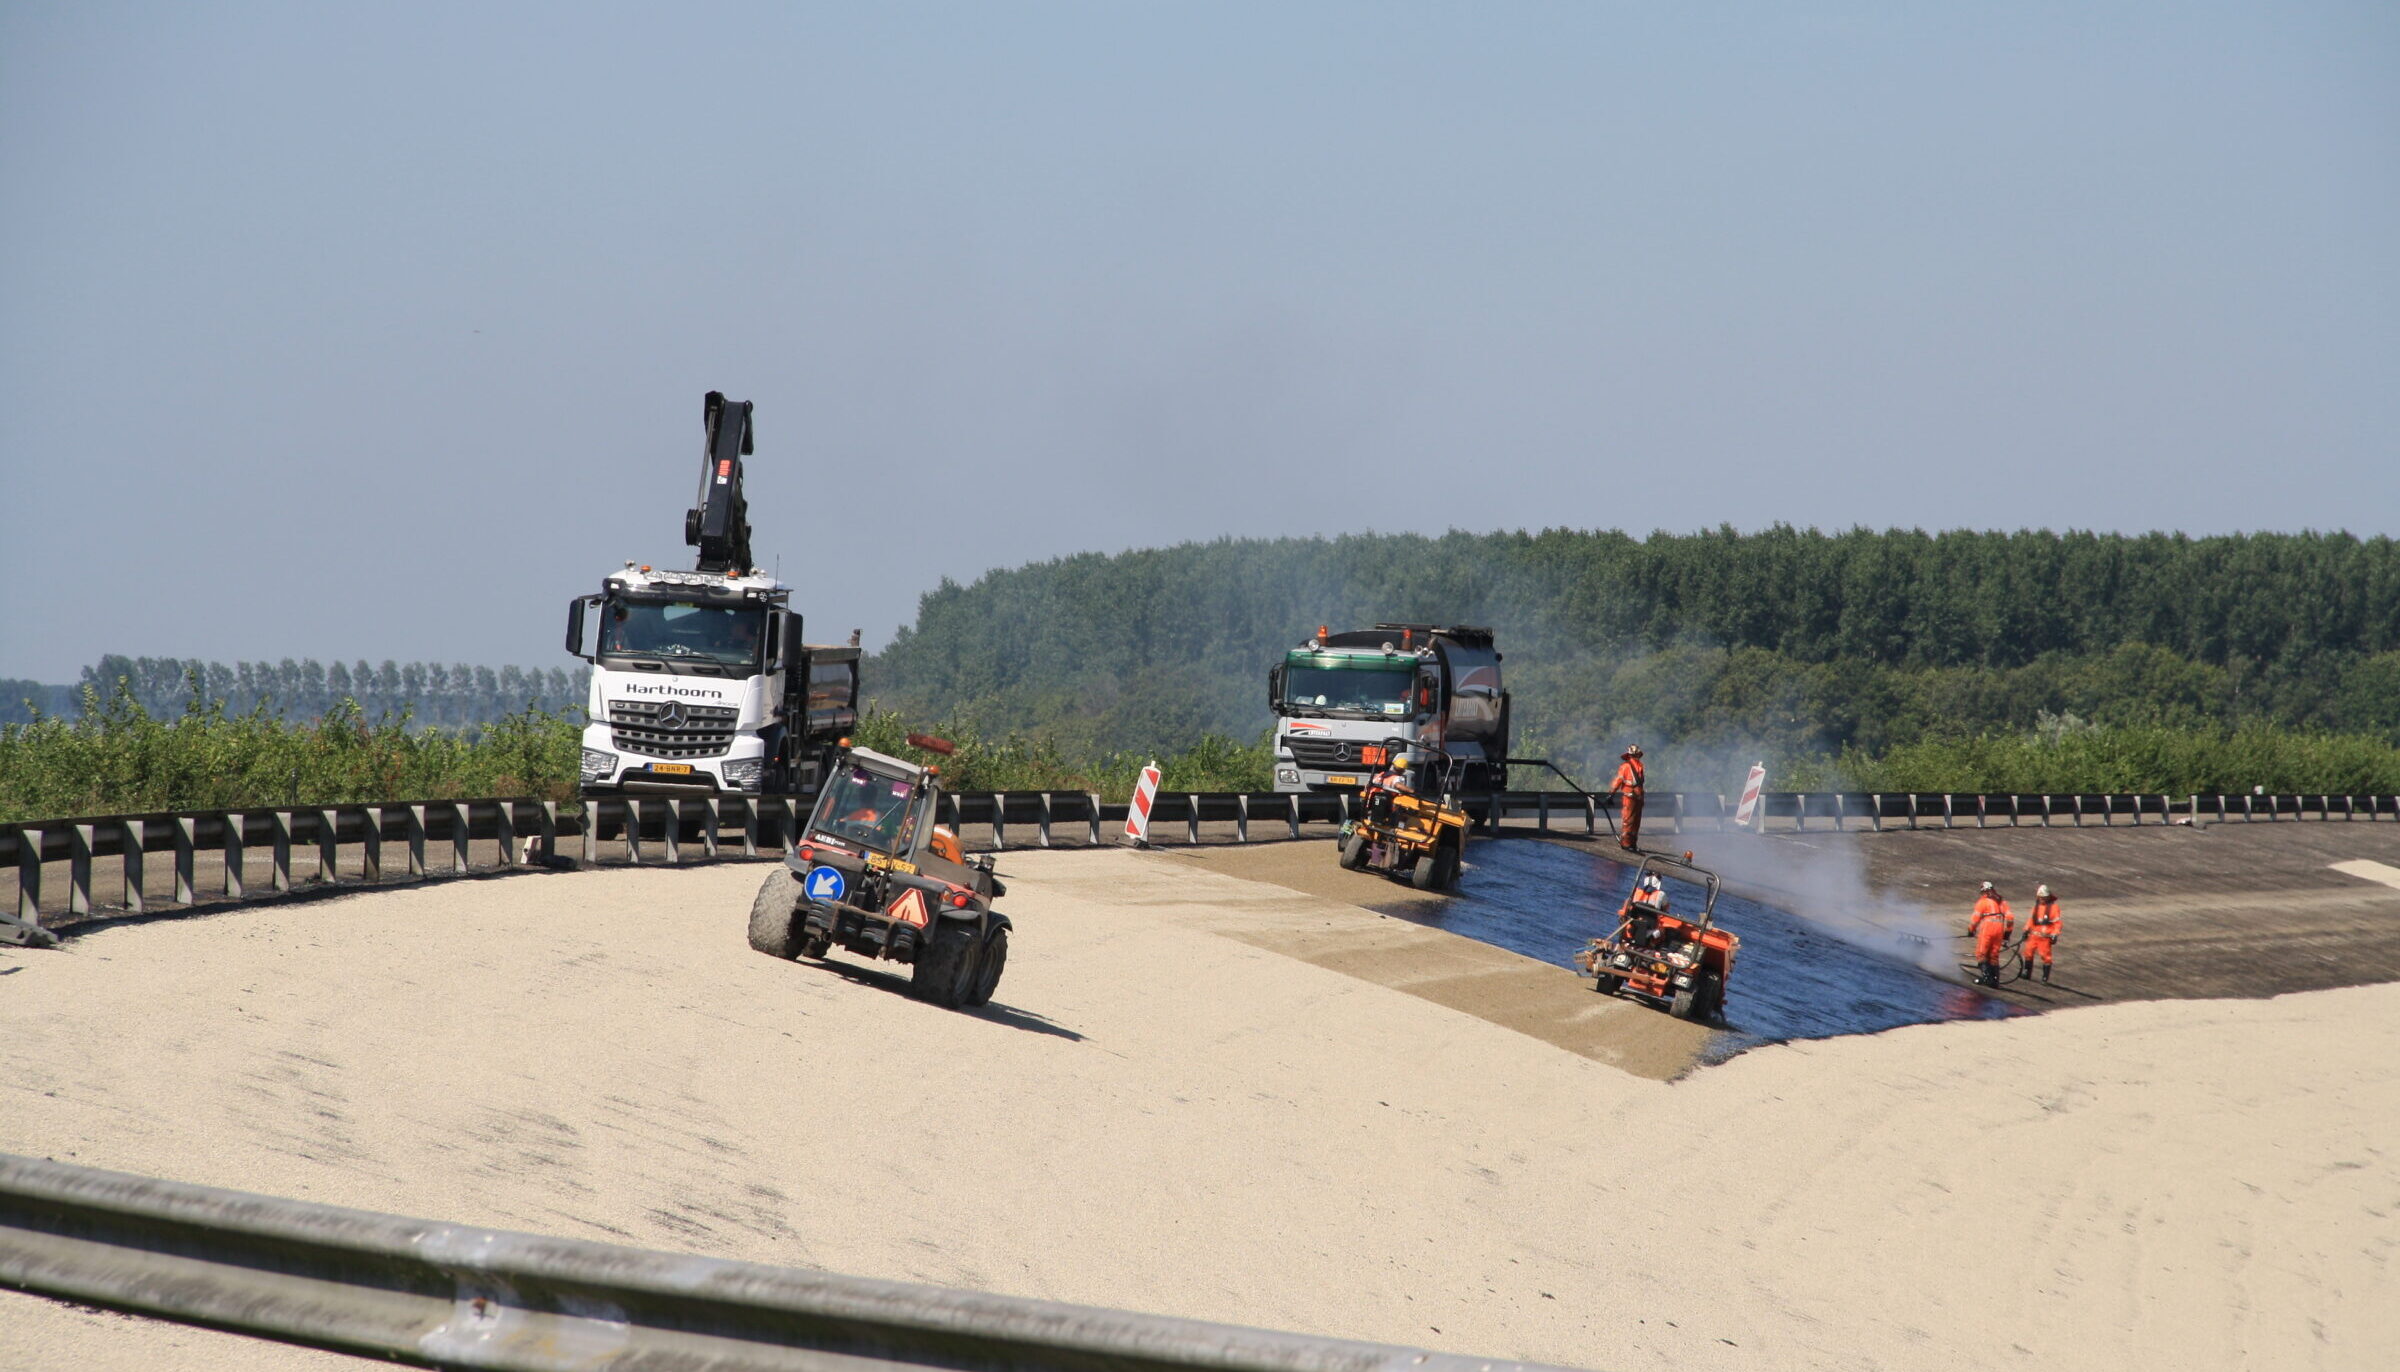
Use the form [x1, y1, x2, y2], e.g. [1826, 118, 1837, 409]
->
[864, 528, 2400, 787]
[0, 656, 589, 729]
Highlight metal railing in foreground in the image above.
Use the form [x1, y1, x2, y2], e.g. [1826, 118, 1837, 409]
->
[0, 1152, 1576, 1372]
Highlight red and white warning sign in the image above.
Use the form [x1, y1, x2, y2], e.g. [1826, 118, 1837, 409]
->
[1733, 763, 1767, 829]
[886, 886, 930, 928]
[1123, 760, 1163, 846]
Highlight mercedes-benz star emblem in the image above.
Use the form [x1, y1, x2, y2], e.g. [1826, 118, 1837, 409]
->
[657, 703, 686, 729]
[1334, 742, 1353, 762]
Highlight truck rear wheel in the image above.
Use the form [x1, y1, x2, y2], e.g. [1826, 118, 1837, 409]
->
[747, 870, 801, 958]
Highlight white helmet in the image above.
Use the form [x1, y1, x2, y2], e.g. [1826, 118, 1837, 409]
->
[2036, 884, 2052, 898]
[1979, 881, 1995, 892]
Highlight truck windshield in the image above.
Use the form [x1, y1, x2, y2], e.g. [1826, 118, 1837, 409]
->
[811, 765, 918, 853]
[1280, 662, 1415, 716]
[602, 599, 763, 667]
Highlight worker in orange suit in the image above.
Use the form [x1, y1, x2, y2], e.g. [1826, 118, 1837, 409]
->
[2024, 885, 2062, 982]
[1967, 880, 2014, 987]
[1610, 745, 1646, 851]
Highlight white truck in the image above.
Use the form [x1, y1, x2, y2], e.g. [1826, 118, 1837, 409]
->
[1268, 623, 1511, 795]
[564, 393, 859, 798]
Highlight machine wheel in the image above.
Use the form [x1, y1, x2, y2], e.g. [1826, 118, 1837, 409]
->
[797, 929, 833, 960]
[1339, 834, 1370, 870]
[1410, 850, 1443, 890]
[1434, 841, 1463, 890]
[746, 870, 801, 958]
[1669, 984, 1700, 1021]
[1697, 972, 1725, 1023]
[1593, 972, 1623, 997]
[964, 927, 1008, 1007]
[912, 924, 980, 1009]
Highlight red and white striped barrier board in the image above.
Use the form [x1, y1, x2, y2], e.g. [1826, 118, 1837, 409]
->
[1733, 763, 1767, 828]
[1123, 761, 1163, 846]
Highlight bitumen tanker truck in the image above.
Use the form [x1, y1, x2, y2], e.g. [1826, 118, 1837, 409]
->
[1269, 624, 1510, 795]
[563, 392, 860, 798]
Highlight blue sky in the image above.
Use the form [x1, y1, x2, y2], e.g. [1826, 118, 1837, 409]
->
[3, 2, 2394, 680]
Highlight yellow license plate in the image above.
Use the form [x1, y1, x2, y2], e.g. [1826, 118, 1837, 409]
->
[651, 763, 693, 775]
[1327, 775, 1359, 786]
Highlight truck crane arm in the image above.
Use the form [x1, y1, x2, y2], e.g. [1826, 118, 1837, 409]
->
[685, 390, 756, 575]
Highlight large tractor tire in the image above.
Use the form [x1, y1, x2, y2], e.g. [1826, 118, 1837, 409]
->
[912, 924, 980, 1009]
[1339, 834, 1370, 870]
[747, 869, 801, 958]
[965, 927, 1008, 1007]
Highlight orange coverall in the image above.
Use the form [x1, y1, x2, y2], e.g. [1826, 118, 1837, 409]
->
[1611, 757, 1646, 851]
[1968, 895, 2013, 983]
[2024, 897, 2062, 968]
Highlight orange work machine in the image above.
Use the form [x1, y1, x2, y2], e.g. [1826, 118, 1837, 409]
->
[1573, 853, 1738, 1023]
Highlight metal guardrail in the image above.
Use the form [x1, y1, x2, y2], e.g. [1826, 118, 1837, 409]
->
[0, 1151, 1578, 1372]
[7, 788, 2395, 947]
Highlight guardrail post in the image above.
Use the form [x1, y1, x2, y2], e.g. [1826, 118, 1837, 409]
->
[1088, 792, 1105, 846]
[1672, 792, 1686, 834]
[1975, 795, 1986, 830]
[313, 809, 338, 885]
[1186, 795, 1200, 846]
[1039, 793, 1054, 849]
[2041, 795, 2052, 827]
[1235, 794, 1249, 844]
[583, 802, 601, 865]
[540, 802, 559, 864]
[1907, 793, 1919, 830]
[1288, 793, 1301, 840]
[174, 817, 197, 905]
[2216, 794, 2227, 823]
[663, 800, 683, 865]
[68, 824, 94, 916]
[1588, 795, 1600, 835]
[992, 797, 1008, 852]
[16, 827, 41, 926]
[121, 820, 146, 913]
[361, 808, 382, 884]
[223, 815, 245, 899]
[1833, 793, 1846, 832]
[2317, 793, 2329, 822]
[495, 802, 518, 866]
[406, 806, 427, 877]
[2009, 794, 2021, 827]
[1792, 794, 1805, 833]
[450, 802, 471, 873]
[698, 799, 717, 859]
[271, 812, 292, 891]
[625, 799, 645, 864]
[1534, 791, 1549, 832]
[1941, 794, 1953, 829]
[739, 799, 758, 857]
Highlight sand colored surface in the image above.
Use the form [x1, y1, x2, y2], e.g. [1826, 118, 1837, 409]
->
[4, 849, 2396, 1371]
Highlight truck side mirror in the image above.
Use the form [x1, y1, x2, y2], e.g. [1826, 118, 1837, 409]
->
[565, 597, 593, 660]
[782, 612, 805, 671]
[1268, 664, 1284, 709]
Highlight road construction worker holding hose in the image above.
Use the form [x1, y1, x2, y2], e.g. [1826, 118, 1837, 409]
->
[2024, 885, 2063, 982]
[1610, 745, 1646, 851]
[1967, 881, 2014, 987]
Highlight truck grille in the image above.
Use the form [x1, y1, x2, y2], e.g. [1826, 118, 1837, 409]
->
[1286, 737, 1382, 770]
[609, 701, 738, 759]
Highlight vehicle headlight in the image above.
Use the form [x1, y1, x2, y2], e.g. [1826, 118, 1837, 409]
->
[1277, 767, 1300, 784]
[720, 758, 764, 791]
[579, 748, 615, 782]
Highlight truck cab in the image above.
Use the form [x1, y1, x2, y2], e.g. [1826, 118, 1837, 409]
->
[1269, 623, 1509, 795]
[566, 564, 858, 796]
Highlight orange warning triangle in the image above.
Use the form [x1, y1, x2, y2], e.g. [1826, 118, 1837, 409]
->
[887, 886, 930, 928]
